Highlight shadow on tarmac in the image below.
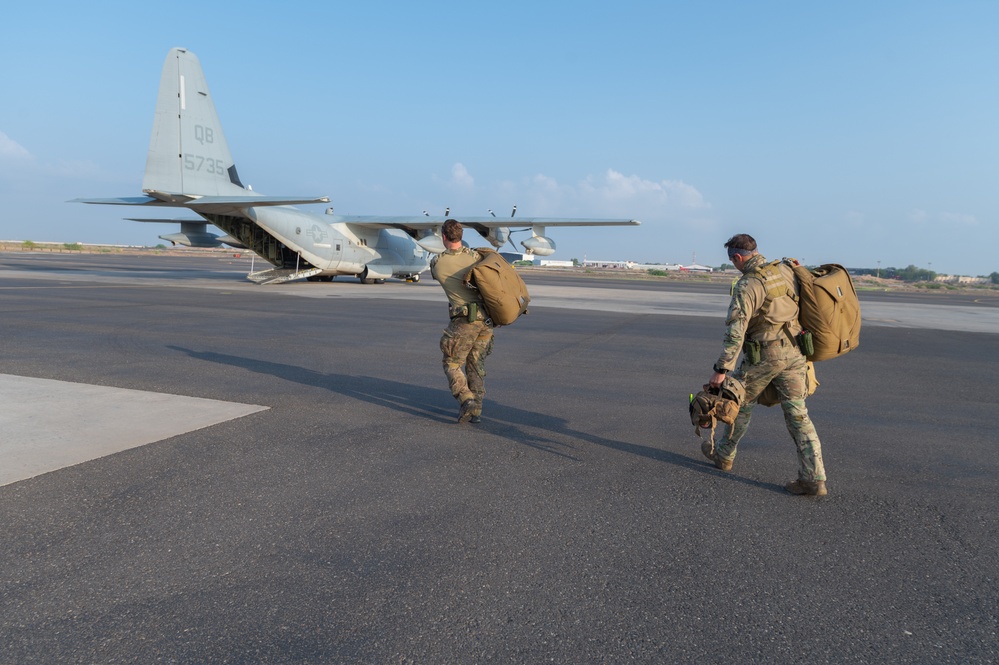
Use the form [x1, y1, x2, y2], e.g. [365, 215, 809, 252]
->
[169, 346, 785, 494]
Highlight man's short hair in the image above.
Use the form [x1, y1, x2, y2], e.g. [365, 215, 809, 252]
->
[724, 233, 757, 258]
[442, 219, 463, 243]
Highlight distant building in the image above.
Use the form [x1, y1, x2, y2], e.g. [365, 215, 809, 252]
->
[631, 263, 683, 272]
[500, 252, 531, 264]
[578, 259, 715, 272]
[935, 274, 988, 285]
[581, 259, 631, 269]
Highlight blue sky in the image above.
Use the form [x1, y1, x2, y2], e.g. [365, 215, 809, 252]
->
[1, 1, 995, 275]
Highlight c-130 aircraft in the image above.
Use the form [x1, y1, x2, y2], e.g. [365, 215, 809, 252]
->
[77, 48, 640, 284]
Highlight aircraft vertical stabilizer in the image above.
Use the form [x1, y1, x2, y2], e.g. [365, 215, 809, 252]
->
[143, 48, 246, 198]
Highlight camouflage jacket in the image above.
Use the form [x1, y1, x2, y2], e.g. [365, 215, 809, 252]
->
[715, 253, 801, 372]
[431, 247, 484, 311]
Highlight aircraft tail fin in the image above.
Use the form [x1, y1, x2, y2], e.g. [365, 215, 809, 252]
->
[143, 48, 248, 198]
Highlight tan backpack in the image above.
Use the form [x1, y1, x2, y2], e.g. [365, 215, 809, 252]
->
[789, 260, 861, 361]
[463, 248, 531, 326]
[752, 258, 862, 362]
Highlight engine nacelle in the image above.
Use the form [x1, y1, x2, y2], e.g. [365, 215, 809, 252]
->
[158, 231, 222, 248]
[416, 234, 446, 254]
[521, 235, 556, 256]
[358, 263, 426, 283]
[217, 235, 248, 249]
[361, 264, 396, 280]
[481, 226, 510, 249]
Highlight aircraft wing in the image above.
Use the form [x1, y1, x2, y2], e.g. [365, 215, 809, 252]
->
[73, 194, 330, 210]
[334, 216, 640, 232]
[333, 215, 640, 256]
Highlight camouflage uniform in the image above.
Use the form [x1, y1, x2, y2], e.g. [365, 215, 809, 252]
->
[714, 254, 826, 482]
[431, 247, 494, 417]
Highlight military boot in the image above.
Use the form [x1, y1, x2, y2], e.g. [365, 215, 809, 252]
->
[785, 479, 828, 496]
[457, 399, 476, 424]
[700, 441, 733, 472]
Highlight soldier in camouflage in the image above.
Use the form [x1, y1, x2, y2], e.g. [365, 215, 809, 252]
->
[431, 219, 494, 424]
[706, 233, 828, 496]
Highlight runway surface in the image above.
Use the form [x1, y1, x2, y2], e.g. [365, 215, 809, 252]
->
[1, 252, 997, 663]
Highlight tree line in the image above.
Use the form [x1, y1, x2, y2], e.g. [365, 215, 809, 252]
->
[850, 265, 999, 284]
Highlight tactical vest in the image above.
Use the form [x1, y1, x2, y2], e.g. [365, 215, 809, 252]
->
[751, 260, 798, 321]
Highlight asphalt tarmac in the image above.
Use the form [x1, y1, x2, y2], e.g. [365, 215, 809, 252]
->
[1, 252, 997, 664]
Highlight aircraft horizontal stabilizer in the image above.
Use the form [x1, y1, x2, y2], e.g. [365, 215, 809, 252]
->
[182, 195, 331, 208]
[74, 194, 330, 210]
[126, 217, 207, 224]
[72, 196, 169, 206]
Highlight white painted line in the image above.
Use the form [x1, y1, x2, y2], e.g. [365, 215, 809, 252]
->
[0, 374, 268, 486]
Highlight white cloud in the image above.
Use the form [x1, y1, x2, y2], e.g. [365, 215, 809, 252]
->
[531, 173, 560, 191]
[938, 211, 978, 226]
[0, 132, 118, 184]
[908, 208, 977, 227]
[578, 170, 709, 209]
[514, 169, 710, 222]
[450, 162, 474, 188]
[50, 159, 104, 179]
[424, 167, 710, 224]
[845, 210, 866, 225]
[0, 131, 32, 160]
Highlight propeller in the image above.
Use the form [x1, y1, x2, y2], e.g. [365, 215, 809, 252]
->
[506, 227, 532, 253]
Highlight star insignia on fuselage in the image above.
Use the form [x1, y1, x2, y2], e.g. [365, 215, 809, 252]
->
[306, 224, 328, 243]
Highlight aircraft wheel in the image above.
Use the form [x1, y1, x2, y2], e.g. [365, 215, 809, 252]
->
[411, 274, 420, 283]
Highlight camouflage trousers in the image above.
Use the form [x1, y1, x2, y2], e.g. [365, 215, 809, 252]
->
[715, 342, 826, 482]
[440, 317, 494, 414]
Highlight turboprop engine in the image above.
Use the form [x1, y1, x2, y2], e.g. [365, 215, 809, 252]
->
[481, 226, 510, 249]
[521, 233, 556, 256]
[159, 231, 221, 248]
[415, 231, 445, 254]
[416, 225, 512, 252]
